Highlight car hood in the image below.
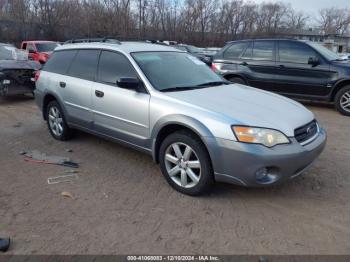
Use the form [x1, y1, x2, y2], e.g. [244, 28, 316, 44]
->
[0, 60, 41, 70]
[164, 84, 314, 137]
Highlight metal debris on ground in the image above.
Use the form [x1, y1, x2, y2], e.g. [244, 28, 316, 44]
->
[0, 238, 10, 252]
[64, 169, 79, 174]
[21, 150, 79, 168]
[61, 191, 74, 199]
[47, 174, 78, 185]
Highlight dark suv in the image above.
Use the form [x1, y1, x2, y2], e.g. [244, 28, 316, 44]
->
[212, 39, 350, 116]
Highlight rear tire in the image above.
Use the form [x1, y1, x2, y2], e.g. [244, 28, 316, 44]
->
[46, 100, 73, 141]
[159, 130, 214, 196]
[228, 77, 246, 85]
[335, 86, 350, 116]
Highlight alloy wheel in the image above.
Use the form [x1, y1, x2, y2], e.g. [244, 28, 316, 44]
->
[164, 142, 201, 188]
[340, 91, 350, 113]
[48, 106, 64, 137]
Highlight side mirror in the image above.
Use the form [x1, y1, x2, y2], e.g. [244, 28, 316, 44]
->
[117, 77, 141, 91]
[308, 56, 320, 66]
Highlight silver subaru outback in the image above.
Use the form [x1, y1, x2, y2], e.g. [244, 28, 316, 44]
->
[34, 41, 326, 195]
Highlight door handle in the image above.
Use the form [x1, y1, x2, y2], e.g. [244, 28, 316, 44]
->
[95, 90, 104, 98]
[59, 82, 66, 88]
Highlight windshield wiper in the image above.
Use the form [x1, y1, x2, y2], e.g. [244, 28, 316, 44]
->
[196, 81, 230, 87]
[160, 81, 229, 92]
[160, 86, 199, 92]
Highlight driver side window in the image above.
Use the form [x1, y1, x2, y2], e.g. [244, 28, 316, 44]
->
[97, 51, 138, 85]
[278, 41, 318, 64]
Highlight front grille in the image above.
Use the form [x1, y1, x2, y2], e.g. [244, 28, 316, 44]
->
[294, 120, 318, 144]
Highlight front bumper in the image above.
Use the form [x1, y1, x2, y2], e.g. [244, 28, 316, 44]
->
[205, 128, 327, 187]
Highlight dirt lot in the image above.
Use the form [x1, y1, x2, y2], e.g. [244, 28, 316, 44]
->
[0, 96, 349, 255]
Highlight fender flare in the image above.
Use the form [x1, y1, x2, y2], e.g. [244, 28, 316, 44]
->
[151, 114, 215, 161]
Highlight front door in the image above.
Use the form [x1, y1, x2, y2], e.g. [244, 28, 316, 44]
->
[92, 51, 150, 148]
[273, 40, 332, 97]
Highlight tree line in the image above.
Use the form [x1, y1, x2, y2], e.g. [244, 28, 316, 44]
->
[1, 0, 350, 47]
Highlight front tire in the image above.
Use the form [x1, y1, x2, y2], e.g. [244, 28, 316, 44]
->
[46, 100, 72, 141]
[159, 130, 214, 196]
[335, 86, 350, 116]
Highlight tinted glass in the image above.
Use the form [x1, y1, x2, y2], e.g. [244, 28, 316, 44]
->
[307, 41, 340, 61]
[132, 52, 223, 91]
[97, 51, 137, 84]
[252, 41, 274, 61]
[278, 41, 317, 64]
[43, 50, 77, 74]
[241, 42, 253, 60]
[224, 42, 248, 59]
[36, 43, 59, 52]
[68, 50, 100, 81]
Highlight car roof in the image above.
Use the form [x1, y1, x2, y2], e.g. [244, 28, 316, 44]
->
[55, 41, 181, 54]
[226, 38, 305, 44]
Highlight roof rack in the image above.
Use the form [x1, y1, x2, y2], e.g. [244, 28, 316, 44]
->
[64, 37, 121, 45]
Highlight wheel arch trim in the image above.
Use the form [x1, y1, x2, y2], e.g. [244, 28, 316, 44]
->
[151, 114, 215, 162]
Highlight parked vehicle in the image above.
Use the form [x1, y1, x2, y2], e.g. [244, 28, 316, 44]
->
[212, 39, 350, 116]
[0, 43, 41, 97]
[339, 53, 350, 60]
[21, 41, 59, 64]
[34, 41, 326, 195]
[173, 44, 212, 65]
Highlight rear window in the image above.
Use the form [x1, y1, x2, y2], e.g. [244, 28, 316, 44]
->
[67, 50, 100, 81]
[43, 50, 77, 74]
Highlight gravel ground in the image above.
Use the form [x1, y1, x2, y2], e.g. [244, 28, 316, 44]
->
[0, 96, 349, 255]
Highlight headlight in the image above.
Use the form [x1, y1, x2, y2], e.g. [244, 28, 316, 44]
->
[232, 126, 290, 147]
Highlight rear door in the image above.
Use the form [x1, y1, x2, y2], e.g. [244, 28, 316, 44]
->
[274, 41, 332, 97]
[62, 49, 100, 127]
[242, 40, 278, 91]
[92, 51, 150, 148]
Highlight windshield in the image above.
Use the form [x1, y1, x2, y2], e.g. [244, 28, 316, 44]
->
[0, 45, 28, 61]
[36, 42, 59, 52]
[132, 52, 224, 91]
[307, 42, 340, 61]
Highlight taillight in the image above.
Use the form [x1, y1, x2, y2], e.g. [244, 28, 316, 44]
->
[34, 71, 41, 81]
[211, 63, 219, 72]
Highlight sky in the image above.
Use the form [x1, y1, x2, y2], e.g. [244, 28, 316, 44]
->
[249, 0, 350, 16]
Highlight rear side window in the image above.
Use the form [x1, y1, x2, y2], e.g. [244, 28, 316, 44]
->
[252, 41, 274, 61]
[97, 51, 137, 85]
[278, 41, 317, 64]
[241, 42, 253, 60]
[68, 50, 100, 81]
[224, 42, 249, 59]
[43, 50, 77, 74]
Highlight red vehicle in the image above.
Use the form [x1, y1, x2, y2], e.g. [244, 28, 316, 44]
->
[21, 41, 59, 64]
